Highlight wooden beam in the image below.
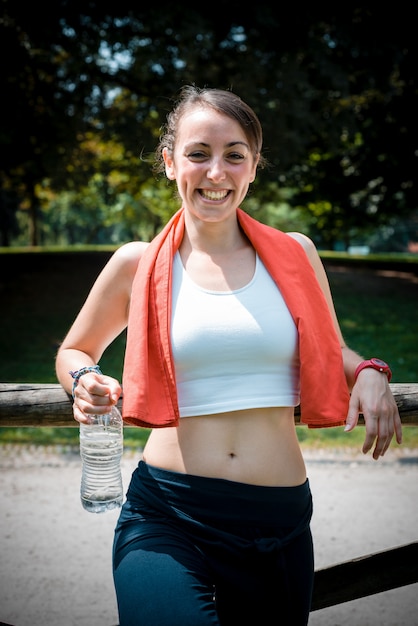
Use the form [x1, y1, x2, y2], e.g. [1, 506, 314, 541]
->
[0, 383, 417, 426]
[311, 542, 418, 611]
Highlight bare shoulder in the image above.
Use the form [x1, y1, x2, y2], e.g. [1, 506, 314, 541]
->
[286, 232, 329, 283]
[92, 241, 149, 292]
[113, 240, 149, 261]
[286, 232, 317, 258]
[110, 241, 149, 274]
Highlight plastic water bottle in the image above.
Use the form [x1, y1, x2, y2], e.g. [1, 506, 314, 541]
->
[79, 405, 124, 513]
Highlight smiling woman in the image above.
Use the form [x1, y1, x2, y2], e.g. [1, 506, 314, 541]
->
[54, 85, 402, 626]
[161, 109, 259, 227]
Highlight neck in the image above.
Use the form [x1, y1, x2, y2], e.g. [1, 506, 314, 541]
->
[181, 210, 249, 257]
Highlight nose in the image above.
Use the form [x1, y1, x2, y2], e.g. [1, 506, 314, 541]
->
[207, 158, 226, 182]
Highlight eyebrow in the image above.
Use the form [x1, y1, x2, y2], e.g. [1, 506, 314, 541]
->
[185, 141, 250, 150]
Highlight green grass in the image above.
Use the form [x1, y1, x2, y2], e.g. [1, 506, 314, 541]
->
[1, 249, 417, 449]
[325, 264, 418, 383]
[0, 426, 151, 449]
[1, 424, 417, 451]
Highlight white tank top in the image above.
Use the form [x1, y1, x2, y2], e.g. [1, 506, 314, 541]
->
[171, 252, 300, 417]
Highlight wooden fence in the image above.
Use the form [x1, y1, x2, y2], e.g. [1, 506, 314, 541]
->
[1, 381, 418, 612]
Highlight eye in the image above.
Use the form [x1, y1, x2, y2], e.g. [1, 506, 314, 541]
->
[187, 150, 208, 161]
[227, 152, 246, 161]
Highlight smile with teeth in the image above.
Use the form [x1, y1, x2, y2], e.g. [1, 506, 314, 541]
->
[199, 189, 229, 201]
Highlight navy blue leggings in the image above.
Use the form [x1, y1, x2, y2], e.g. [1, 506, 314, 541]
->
[113, 461, 314, 625]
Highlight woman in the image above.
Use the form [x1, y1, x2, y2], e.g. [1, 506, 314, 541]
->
[55, 85, 402, 625]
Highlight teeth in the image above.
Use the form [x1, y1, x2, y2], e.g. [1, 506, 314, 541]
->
[201, 190, 228, 200]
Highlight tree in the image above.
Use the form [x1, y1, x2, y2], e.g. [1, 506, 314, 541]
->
[1, 3, 416, 247]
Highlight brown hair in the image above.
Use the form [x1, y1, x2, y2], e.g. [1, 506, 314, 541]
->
[154, 85, 265, 174]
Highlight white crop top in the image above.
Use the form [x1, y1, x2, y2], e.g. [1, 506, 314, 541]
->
[171, 252, 300, 417]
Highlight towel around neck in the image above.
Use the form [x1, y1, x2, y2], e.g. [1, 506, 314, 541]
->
[121, 208, 349, 429]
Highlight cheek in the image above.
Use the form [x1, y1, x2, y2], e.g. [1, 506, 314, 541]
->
[176, 163, 199, 185]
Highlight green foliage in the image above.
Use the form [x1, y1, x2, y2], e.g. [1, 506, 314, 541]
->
[1, 3, 416, 247]
[39, 176, 179, 246]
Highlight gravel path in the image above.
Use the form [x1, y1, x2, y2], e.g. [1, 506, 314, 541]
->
[0, 445, 417, 626]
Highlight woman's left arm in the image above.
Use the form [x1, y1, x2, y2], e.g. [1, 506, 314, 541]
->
[288, 232, 402, 459]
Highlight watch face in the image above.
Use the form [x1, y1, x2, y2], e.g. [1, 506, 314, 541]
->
[371, 358, 388, 368]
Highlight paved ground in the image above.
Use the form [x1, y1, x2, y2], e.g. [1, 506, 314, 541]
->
[0, 445, 417, 626]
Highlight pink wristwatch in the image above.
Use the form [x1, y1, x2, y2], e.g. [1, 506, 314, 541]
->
[354, 358, 392, 383]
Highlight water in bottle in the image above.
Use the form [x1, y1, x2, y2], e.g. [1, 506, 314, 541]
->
[79, 405, 123, 513]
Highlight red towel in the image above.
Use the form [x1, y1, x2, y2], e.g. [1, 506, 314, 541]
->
[122, 208, 349, 428]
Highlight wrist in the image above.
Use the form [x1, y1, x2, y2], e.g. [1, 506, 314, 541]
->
[69, 365, 103, 397]
[354, 358, 392, 383]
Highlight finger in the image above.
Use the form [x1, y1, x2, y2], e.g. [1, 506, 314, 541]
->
[72, 404, 90, 424]
[394, 413, 403, 445]
[74, 378, 111, 404]
[78, 375, 121, 407]
[362, 415, 379, 455]
[380, 433, 394, 457]
[74, 373, 108, 399]
[369, 416, 393, 459]
[101, 376, 122, 398]
[371, 433, 392, 460]
[374, 413, 401, 457]
[344, 403, 360, 432]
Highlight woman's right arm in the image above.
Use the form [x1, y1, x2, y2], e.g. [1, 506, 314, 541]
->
[55, 241, 147, 422]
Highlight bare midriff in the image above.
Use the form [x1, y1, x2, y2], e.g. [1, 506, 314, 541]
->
[142, 407, 306, 487]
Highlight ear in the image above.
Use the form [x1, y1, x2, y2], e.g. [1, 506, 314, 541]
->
[163, 147, 176, 180]
[249, 153, 260, 183]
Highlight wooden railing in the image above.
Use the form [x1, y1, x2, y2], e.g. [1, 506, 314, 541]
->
[1, 382, 418, 427]
[1, 381, 418, 612]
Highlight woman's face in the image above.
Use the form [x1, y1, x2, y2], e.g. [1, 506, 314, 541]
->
[163, 106, 259, 224]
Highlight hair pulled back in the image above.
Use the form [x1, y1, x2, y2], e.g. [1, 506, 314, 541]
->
[154, 85, 265, 174]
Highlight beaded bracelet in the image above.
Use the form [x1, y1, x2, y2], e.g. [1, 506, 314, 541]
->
[69, 365, 102, 398]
